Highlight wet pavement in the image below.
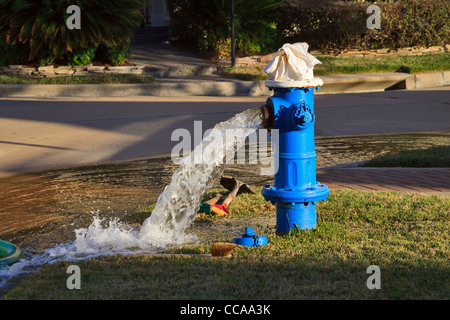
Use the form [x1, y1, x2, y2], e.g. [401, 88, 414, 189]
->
[0, 130, 449, 298]
[1, 131, 448, 252]
[1, 88, 449, 179]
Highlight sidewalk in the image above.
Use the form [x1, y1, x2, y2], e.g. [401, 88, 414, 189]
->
[317, 168, 450, 195]
[131, 43, 216, 78]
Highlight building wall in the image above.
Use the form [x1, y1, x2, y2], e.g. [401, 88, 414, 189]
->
[143, 0, 170, 27]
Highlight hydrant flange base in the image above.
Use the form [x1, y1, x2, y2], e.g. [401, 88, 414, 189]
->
[262, 183, 329, 204]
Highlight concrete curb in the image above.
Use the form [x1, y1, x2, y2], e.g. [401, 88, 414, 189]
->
[0, 71, 447, 98]
[319, 71, 449, 94]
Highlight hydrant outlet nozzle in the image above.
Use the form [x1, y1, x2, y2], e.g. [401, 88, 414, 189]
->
[260, 103, 274, 130]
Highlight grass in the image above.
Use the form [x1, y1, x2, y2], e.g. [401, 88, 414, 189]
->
[4, 188, 449, 300]
[222, 64, 269, 81]
[0, 73, 156, 85]
[360, 146, 450, 168]
[223, 52, 450, 81]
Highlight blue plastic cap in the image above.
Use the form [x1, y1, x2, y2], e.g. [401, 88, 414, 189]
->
[232, 227, 268, 247]
[244, 227, 255, 237]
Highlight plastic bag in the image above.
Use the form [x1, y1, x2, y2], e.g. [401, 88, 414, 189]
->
[264, 42, 321, 81]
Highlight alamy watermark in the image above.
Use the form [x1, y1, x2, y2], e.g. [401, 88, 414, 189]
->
[66, 265, 81, 290]
[366, 265, 381, 290]
[367, 5, 381, 30]
[171, 121, 278, 176]
[66, 5, 81, 30]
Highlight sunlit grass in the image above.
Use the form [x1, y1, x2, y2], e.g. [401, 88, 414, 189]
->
[360, 146, 450, 168]
[0, 73, 156, 84]
[5, 189, 448, 300]
[223, 52, 450, 81]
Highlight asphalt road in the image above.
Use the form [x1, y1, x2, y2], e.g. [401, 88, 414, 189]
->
[0, 87, 448, 177]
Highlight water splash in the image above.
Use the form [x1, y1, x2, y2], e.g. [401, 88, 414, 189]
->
[1, 107, 264, 287]
[140, 107, 264, 243]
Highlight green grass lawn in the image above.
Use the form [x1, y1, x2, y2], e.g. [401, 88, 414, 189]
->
[4, 189, 448, 300]
[223, 52, 450, 81]
[0, 73, 156, 85]
[360, 146, 450, 168]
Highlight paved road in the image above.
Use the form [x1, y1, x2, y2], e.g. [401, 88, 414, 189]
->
[0, 87, 448, 178]
[316, 86, 450, 136]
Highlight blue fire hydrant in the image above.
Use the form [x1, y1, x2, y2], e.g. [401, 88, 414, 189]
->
[261, 83, 329, 232]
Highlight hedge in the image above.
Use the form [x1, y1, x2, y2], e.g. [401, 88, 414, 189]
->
[0, 0, 143, 66]
[167, 0, 449, 55]
[279, 0, 450, 51]
[166, 0, 282, 57]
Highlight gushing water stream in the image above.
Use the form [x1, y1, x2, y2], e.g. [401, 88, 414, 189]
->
[140, 107, 264, 242]
[0, 108, 264, 286]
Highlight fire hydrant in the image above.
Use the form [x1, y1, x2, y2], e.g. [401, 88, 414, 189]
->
[261, 82, 329, 232]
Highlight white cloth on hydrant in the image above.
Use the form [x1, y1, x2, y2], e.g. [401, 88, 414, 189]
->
[264, 42, 321, 81]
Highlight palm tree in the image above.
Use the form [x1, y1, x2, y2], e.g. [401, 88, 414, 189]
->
[0, 0, 144, 61]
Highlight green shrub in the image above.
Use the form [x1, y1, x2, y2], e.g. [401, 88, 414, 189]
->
[380, 0, 450, 49]
[278, 0, 365, 50]
[278, 0, 450, 51]
[0, 0, 143, 64]
[167, 0, 282, 56]
[105, 42, 131, 66]
[0, 36, 28, 66]
[37, 50, 56, 67]
[67, 47, 97, 66]
[94, 41, 131, 66]
[167, 0, 449, 55]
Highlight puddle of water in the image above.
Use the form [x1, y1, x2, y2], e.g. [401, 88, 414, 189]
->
[1, 107, 264, 289]
[315, 132, 450, 168]
[0, 131, 448, 296]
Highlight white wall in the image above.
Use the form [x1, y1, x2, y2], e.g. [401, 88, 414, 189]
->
[145, 0, 170, 27]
